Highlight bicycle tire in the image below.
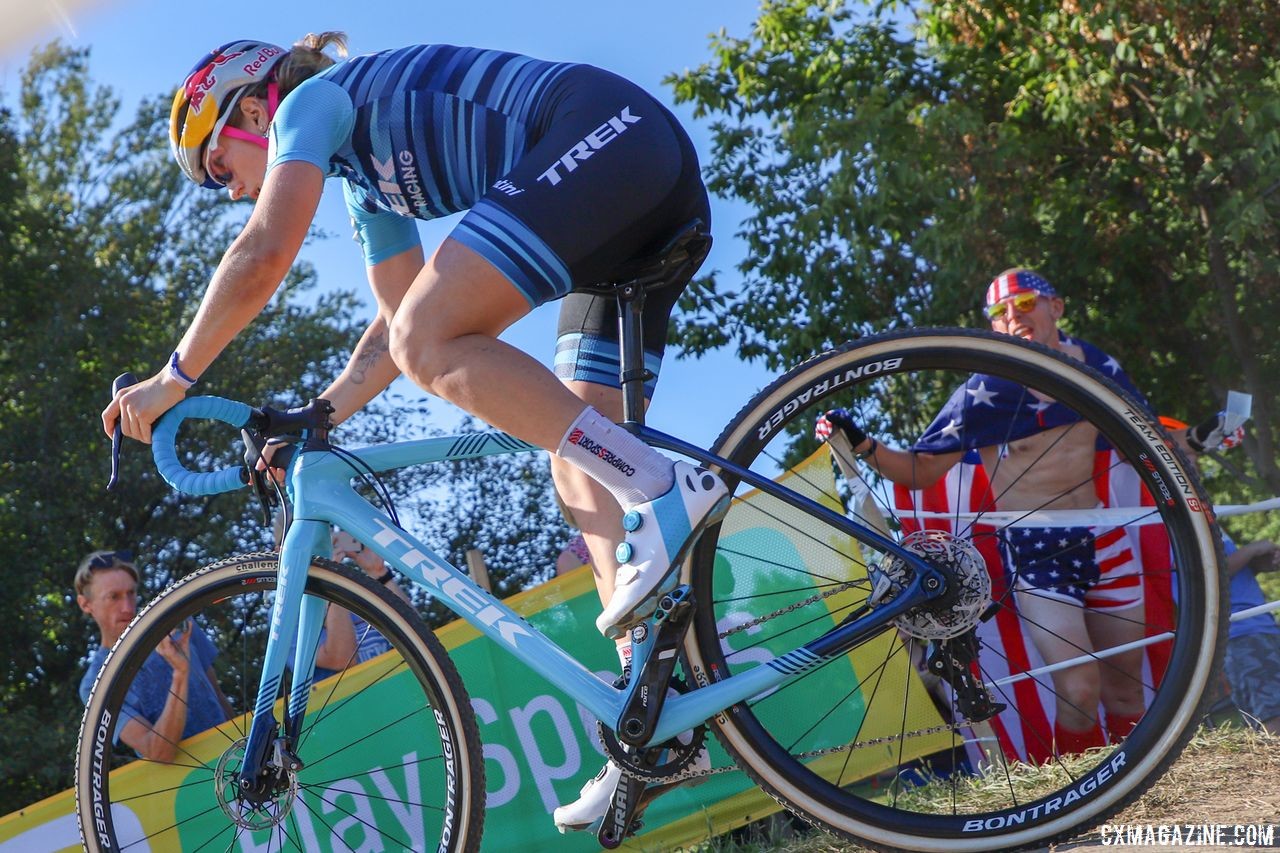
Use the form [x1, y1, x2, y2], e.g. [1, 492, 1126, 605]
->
[681, 329, 1223, 852]
[75, 553, 485, 852]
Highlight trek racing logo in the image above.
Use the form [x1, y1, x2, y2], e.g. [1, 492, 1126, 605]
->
[538, 107, 641, 186]
[370, 519, 533, 648]
[567, 428, 637, 477]
[372, 150, 429, 216]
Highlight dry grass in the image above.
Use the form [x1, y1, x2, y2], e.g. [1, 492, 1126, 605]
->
[706, 724, 1280, 853]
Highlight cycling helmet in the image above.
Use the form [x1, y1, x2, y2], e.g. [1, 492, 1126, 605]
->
[169, 39, 288, 189]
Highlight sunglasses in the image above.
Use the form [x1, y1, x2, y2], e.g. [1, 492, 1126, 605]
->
[88, 549, 134, 570]
[986, 291, 1040, 320]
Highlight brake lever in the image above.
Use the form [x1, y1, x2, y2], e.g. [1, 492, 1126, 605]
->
[241, 429, 297, 526]
[106, 372, 138, 491]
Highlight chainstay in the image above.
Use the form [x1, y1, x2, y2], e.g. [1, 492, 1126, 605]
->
[616, 718, 975, 783]
[717, 579, 867, 639]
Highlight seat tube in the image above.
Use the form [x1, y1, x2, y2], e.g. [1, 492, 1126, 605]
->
[617, 283, 648, 428]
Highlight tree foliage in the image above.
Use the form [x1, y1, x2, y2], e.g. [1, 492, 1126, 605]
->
[670, 0, 1280, 518]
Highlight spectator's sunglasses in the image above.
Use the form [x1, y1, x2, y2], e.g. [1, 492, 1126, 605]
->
[986, 291, 1040, 320]
[89, 550, 134, 570]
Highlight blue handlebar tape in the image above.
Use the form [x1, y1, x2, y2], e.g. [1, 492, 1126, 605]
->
[152, 397, 255, 496]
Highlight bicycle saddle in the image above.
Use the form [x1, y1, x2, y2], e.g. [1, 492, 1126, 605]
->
[578, 218, 712, 296]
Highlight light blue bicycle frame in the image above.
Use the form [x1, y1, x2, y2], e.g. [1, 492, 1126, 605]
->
[154, 399, 944, 789]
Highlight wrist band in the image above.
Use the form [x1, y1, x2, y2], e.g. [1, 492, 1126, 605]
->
[168, 351, 198, 389]
[375, 570, 394, 585]
[855, 437, 879, 461]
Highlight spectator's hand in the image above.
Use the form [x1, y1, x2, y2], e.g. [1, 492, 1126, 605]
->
[815, 409, 867, 447]
[1187, 412, 1245, 453]
[156, 619, 192, 675]
[333, 530, 386, 577]
[1248, 540, 1280, 573]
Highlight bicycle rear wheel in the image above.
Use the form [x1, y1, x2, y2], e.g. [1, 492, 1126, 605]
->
[76, 553, 484, 852]
[682, 329, 1223, 852]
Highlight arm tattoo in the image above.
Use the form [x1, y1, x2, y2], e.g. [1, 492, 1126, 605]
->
[350, 329, 389, 385]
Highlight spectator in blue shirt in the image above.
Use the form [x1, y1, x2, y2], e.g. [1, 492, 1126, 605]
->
[1219, 533, 1280, 735]
[76, 550, 233, 762]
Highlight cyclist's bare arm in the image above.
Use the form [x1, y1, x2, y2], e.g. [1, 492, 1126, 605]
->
[318, 244, 424, 426]
[101, 161, 324, 443]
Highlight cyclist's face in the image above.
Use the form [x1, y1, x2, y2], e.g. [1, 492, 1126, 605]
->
[205, 134, 268, 201]
[78, 568, 138, 644]
[989, 292, 1063, 347]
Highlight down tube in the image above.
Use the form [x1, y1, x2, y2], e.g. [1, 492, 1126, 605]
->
[323, 497, 621, 723]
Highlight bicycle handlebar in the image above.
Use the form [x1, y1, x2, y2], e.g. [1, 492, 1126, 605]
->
[152, 396, 256, 496]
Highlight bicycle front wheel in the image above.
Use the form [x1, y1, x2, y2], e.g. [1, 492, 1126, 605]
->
[76, 553, 484, 852]
[683, 329, 1223, 852]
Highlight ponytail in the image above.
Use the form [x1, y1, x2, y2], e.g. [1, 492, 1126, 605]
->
[275, 32, 348, 95]
[238, 31, 348, 104]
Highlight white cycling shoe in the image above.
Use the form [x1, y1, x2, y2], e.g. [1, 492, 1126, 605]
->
[596, 462, 730, 639]
[552, 746, 711, 835]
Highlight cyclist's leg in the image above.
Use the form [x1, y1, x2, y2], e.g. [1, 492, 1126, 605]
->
[390, 65, 724, 638]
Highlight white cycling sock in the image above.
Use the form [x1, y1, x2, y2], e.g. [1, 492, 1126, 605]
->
[557, 407, 674, 508]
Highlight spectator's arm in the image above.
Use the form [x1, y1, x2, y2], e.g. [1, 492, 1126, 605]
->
[1225, 540, 1280, 577]
[207, 665, 235, 721]
[338, 534, 411, 604]
[858, 443, 963, 490]
[315, 604, 357, 671]
[119, 634, 192, 762]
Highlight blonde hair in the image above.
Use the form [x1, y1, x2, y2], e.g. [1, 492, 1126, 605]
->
[238, 31, 349, 105]
[276, 32, 348, 94]
[75, 550, 139, 597]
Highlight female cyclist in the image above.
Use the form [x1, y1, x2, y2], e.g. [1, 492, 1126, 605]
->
[99, 33, 726, 831]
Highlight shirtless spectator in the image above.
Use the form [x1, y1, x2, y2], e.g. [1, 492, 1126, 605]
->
[816, 269, 1151, 753]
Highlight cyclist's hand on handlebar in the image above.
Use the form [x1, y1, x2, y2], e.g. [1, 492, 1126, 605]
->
[815, 409, 868, 447]
[101, 371, 188, 444]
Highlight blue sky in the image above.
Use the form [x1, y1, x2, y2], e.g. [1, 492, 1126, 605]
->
[3, 0, 778, 450]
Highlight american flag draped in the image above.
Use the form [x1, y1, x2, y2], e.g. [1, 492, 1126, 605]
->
[912, 334, 1150, 455]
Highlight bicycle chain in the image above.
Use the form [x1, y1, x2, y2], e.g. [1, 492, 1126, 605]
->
[717, 579, 866, 640]
[694, 580, 976, 781]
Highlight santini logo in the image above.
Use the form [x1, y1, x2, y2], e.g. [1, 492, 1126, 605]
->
[538, 107, 641, 186]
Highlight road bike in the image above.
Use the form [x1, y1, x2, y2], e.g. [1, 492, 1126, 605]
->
[76, 224, 1224, 852]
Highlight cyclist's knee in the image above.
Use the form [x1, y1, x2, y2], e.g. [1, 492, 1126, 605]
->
[388, 315, 438, 388]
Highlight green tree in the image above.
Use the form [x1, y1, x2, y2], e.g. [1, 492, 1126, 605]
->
[671, 0, 1280, 512]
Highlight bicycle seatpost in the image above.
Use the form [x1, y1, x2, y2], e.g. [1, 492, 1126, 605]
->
[616, 284, 649, 430]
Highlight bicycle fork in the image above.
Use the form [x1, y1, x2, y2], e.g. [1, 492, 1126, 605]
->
[236, 519, 332, 806]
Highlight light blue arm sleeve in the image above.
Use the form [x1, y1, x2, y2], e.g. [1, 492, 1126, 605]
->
[344, 181, 422, 266]
[267, 77, 356, 174]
